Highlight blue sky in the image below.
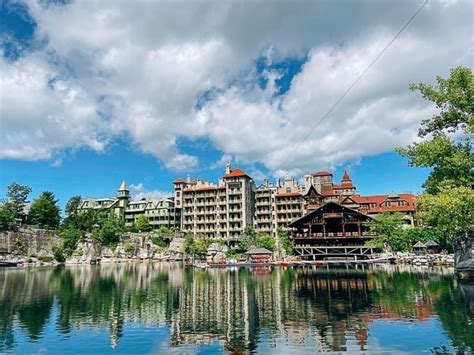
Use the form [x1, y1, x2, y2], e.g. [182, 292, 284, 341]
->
[1, 0, 471, 210]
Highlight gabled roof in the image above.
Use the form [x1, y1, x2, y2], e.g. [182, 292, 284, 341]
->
[224, 168, 251, 179]
[288, 201, 371, 228]
[425, 240, 439, 247]
[353, 194, 417, 213]
[339, 196, 358, 204]
[304, 184, 321, 197]
[413, 241, 426, 248]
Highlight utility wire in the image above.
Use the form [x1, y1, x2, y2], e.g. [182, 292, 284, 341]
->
[279, 0, 429, 168]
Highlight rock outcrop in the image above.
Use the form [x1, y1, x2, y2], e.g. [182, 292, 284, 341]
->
[454, 233, 474, 282]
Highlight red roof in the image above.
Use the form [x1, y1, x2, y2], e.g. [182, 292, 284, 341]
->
[173, 178, 186, 183]
[313, 171, 332, 177]
[352, 194, 417, 213]
[275, 192, 302, 198]
[321, 184, 335, 196]
[342, 169, 352, 182]
[224, 168, 250, 178]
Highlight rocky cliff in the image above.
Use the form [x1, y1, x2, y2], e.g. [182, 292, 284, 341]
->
[0, 228, 186, 266]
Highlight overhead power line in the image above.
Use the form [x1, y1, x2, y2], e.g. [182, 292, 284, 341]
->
[279, 0, 429, 168]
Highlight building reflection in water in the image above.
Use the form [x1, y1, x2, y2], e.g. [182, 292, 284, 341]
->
[0, 263, 473, 353]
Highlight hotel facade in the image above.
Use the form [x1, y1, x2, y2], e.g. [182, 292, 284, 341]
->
[78, 166, 417, 240]
[78, 181, 180, 230]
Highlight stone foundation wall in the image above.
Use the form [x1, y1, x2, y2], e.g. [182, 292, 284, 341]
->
[0, 228, 59, 257]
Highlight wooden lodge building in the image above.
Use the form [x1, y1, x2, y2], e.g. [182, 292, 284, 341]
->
[287, 202, 377, 260]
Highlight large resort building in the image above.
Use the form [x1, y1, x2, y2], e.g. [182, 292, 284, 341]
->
[173, 165, 255, 240]
[78, 167, 417, 258]
[78, 181, 180, 230]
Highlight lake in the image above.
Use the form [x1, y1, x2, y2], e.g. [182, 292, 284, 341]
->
[0, 263, 473, 354]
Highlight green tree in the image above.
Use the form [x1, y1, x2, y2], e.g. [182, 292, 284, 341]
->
[59, 226, 83, 257]
[277, 227, 294, 256]
[0, 202, 15, 230]
[397, 66, 474, 247]
[184, 233, 194, 256]
[27, 191, 61, 229]
[397, 66, 473, 193]
[417, 185, 474, 248]
[193, 235, 211, 257]
[365, 213, 407, 252]
[256, 233, 276, 252]
[239, 226, 257, 251]
[62, 195, 82, 228]
[135, 215, 151, 232]
[5, 182, 32, 222]
[94, 214, 122, 247]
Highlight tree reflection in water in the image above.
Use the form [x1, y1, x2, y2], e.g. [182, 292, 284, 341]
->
[0, 264, 472, 353]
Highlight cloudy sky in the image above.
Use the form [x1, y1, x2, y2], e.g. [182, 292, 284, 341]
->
[0, 0, 472, 206]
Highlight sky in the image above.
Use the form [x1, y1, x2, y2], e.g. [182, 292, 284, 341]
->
[0, 0, 472, 209]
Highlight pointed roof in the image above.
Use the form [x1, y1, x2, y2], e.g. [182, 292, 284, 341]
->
[425, 240, 439, 247]
[118, 180, 129, 191]
[413, 241, 426, 248]
[304, 184, 321, 197]
[342, 169, 351, 182]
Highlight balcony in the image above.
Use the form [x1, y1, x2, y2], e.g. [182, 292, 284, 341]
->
[292, 231, 377, 239]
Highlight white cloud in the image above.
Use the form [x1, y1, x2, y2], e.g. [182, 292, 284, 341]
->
[0, 0, 472, 175]
[129, 183, 172, 201]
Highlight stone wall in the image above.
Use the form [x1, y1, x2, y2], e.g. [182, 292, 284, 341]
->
[0, 227, 59, 258]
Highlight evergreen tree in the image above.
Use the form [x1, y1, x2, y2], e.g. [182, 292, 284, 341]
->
[27, 191, 61, 229]
[5, 182, 32, 223]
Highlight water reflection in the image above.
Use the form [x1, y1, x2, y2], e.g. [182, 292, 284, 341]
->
[0, 263, 472, 353]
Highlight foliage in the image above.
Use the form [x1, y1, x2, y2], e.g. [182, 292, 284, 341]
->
[397, 134, 473, 194]
[65, 195, 82, 218]
[397, 66, 473, 194]
[184, 233, 194, 255]
[93, 213, 122, 247]
[58, 226, 83, 257]
[52, 244, 66, 262]
[239, 226, 257, 251]
[135, 215, 151, 232]
[365, 213, 408, 252]
[124, 242, 134, 253]
[417, 185, 474, 247]
[408, 66, 473, 137]
[366, 212, 449, 252]
[193, 234, 211, 256]
[151, 234, 167, 249]
[0, 202, 16, 230]
[256, 233, 276, 252]
[277, 228, 294, 255]
[183, 233, 212, 257]
[27, 191, 61, 229]
[5, 182, 32, 222]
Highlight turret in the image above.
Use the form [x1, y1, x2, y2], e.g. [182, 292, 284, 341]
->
[117, 180, 130, 205]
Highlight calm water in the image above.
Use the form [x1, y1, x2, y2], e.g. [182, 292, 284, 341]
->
[0, 263, 473, 354]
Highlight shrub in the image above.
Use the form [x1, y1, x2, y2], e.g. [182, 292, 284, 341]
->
[124, 241, 134, 253]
